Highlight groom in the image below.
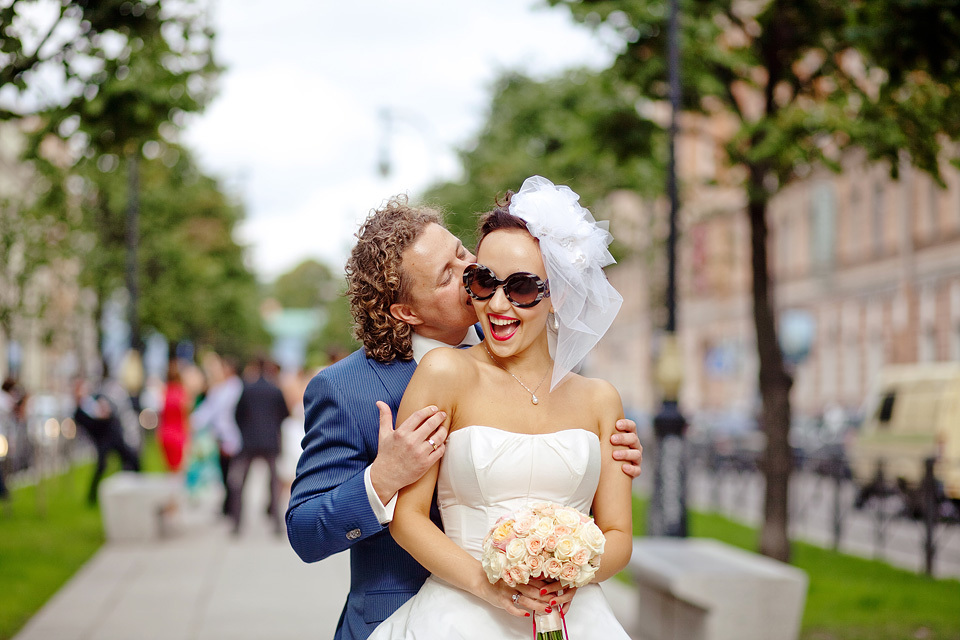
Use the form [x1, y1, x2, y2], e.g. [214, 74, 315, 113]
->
[285, 195, 643, 640]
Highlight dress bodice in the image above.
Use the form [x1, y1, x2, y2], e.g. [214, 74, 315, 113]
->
[437, 425, 601, 559]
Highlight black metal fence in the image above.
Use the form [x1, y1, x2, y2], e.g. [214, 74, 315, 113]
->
[690, 449, 960, 577]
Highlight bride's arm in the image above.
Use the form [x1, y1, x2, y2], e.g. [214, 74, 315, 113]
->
[388, 349, 538, 618]
[590, 380, 634, 583]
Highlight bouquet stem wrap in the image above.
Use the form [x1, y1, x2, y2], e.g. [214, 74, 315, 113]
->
[534, 610, 564, 640]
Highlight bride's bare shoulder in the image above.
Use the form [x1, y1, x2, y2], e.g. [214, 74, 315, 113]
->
[416, 346, 480, 381]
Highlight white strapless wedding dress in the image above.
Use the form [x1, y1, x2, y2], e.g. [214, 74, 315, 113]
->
[368, 425, 631, 639]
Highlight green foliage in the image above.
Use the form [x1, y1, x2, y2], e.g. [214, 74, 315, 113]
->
[631, 496, 960, 640]
[0, 435, 167, 640]
[422, 68, 664, 249]
[548, 0, 960, 196]
[0, 468, 104, 640]
[1, 2, 267, 360]
[271, 259, 339, 310]
[306, 291, 360, 369]
[78, 147, 267, 354]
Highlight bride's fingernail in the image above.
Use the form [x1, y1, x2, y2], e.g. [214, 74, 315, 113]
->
[524, 613, 530, 617]
[550, 600, 556, 606]
[540, 588, 547, 596]
[545, 607, 552, 613]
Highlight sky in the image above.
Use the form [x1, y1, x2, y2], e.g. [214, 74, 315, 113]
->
[182, 0, 617, 282]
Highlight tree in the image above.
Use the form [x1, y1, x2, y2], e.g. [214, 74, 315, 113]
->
[548, 0, 960, 561]
[271, 259, 339, 310]
[2, 0, 220, 358]
[423, 68, 664, 249]
[0, 1, 215, 124]
[69, 144, 267, 359]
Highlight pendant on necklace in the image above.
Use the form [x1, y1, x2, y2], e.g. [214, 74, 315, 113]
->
[531, 395, 539, 405]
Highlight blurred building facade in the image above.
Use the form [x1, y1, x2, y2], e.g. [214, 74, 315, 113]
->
[594, 112, 960, 422]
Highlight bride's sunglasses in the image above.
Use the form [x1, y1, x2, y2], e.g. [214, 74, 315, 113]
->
[462, 263, 550, 308]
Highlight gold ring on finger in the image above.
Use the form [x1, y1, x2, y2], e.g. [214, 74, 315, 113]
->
[428, 438, 438, 451]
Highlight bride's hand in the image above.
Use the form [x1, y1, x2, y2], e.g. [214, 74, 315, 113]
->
[533, 579, 578, 614]
[484, 580, 549, 618]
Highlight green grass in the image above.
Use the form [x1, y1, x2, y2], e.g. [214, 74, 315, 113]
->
[0, 436, 166, 640]
[632, 496, 960, 640]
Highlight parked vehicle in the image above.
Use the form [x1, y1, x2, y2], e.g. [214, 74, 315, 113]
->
[848, 363, 960, 516]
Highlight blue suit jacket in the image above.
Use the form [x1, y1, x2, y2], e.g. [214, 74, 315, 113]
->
[286, 347, 440, 640]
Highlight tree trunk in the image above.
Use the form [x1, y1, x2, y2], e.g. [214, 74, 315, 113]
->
[747, 176, 794, 563]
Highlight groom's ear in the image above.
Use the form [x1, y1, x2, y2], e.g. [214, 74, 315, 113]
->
[390, 302, 424, 327]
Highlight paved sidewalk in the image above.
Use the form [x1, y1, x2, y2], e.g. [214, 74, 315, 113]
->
[14, 464, 349, 640]
[13, 463, 641, 640]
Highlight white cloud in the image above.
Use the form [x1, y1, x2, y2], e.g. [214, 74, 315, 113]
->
[184, 0, 615, 280]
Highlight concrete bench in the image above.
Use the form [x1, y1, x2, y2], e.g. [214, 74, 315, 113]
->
[627, 537, 808, 640]
[98, 472, 186, 543]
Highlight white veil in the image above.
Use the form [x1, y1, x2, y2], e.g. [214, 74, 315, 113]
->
[508, 176, 623, 390]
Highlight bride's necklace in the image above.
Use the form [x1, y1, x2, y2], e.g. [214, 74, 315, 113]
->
[482, 344, 550, 405]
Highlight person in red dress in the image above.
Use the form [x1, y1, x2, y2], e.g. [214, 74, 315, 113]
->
[158, 359, 190, 471]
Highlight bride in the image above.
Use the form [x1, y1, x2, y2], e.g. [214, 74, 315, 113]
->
[369, 176, 632, 639]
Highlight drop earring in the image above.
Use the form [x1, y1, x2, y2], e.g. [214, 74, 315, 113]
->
[550, 311, 559, 331]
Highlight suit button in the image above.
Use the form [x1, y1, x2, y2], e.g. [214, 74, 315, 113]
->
[346, 528, 361, 540]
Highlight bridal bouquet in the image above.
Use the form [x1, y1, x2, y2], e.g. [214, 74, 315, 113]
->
[480, 502, 605, 639]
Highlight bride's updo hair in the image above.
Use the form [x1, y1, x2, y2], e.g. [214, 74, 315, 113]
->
[475, 191, 530, 251]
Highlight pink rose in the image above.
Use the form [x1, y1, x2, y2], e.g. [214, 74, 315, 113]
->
[543, 534, 559, 552]
[544, 557, 563, 579]
[533, 502, 556, 517]
[554, 525, 573, 537]
[514, 514, 538, 536]
[571, 547, 591, 566]
[525, 535, 544, 556]
[525, 553, 544, 578]
[560, 562, 580, 584]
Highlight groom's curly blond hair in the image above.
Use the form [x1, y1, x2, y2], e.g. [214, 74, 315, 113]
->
[345, 195, 443, 362]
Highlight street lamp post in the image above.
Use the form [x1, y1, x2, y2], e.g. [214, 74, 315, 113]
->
[647, 0, 688, 538]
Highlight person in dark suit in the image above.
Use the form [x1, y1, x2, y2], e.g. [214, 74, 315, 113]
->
[228, 357, 290, 535]
[286, 195, 644, 640]
[72, 378, 141, 505]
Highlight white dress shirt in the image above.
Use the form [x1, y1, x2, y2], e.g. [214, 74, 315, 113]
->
[364, 325, 482, 525]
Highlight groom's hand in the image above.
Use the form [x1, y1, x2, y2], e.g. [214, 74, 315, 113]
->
[612, 418, 643, 478]
[369, 401, 447, 506]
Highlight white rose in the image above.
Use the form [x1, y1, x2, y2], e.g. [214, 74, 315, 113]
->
[553, 535, 578, 562]
[579, 522, 606, 555]
[506, 537, 527, 565]
[534, 516, 555, 537]
[481, 550, 506, 583]
[555, 507, 581, 529]
[576, 562, 599, 587]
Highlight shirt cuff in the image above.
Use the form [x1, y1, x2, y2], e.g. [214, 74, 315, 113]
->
[364, 466, 397, 525]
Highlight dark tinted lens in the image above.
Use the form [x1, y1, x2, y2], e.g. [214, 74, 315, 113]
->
[468, 266, 498, 299]
[505, 273, 540, 305]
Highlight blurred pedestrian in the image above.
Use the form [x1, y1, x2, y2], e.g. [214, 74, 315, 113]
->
[72, 378, 141, 505]
[191, 352, 243, 514]
[158, 359, 191, 472]
[228, 356, 289, 535]
[0, 380, 11, 505]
